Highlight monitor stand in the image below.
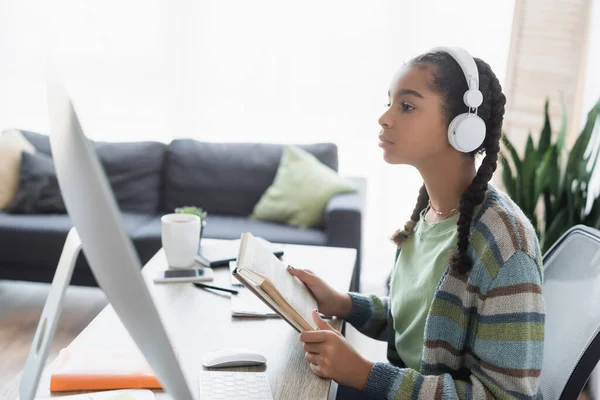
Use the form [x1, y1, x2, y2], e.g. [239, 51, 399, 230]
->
[19, 227, 82, 400]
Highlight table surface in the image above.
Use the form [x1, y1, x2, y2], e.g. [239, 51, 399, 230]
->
[33, 240, 357, 400]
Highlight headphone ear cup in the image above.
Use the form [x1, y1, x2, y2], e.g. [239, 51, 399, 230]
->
[448, 113, 468, 151]
[448, 113, 486, 153]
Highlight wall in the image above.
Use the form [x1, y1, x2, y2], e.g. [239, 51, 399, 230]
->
[0, 0, 515, 281]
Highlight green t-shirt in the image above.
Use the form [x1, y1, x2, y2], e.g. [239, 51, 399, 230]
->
[390, 209, 459, 371]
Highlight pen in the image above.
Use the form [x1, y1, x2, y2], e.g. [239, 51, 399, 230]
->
[193, 282, 239, 295]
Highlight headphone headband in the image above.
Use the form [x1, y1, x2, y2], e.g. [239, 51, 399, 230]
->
[430, 46, 483, 109]
[431, 46, 479, 91]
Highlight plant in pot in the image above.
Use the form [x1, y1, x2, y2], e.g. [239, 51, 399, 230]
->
[500, 97, 600, 253]
[175, 206, 208, 244]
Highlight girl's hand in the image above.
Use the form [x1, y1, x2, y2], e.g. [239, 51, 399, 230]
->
[300, 310, 374, 390]
[287, 266, 352, 318]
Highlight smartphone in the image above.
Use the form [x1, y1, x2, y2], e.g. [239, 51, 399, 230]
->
[153, 267, 214, 283]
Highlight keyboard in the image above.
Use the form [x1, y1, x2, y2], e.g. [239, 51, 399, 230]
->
[199, 371, 273, 400]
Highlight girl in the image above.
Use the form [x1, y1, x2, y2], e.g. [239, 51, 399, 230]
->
[288, 47, 544, 399]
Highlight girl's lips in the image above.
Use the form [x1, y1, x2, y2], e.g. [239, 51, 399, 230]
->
[378, 139, 394, 148]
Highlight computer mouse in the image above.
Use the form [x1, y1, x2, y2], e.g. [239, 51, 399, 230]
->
[202, 348, 267, 368]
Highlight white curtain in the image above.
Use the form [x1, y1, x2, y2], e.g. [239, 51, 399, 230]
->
[0, 0, 515, 284]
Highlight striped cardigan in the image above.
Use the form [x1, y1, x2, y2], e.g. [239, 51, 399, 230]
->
[347, 185, 544, 399]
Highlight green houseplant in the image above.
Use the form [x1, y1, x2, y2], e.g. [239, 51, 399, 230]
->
[501, 97, 600, 253]
[175, 206, 208, 243]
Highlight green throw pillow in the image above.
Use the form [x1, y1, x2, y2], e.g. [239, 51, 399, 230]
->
[251, 146, 356, 229]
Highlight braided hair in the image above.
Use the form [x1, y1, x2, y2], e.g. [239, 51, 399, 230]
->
[391, 51, 506, 274]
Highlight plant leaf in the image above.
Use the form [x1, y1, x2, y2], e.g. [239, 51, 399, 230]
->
[586, 196, 600, 228]
[583, 104, 600, 185]
[539, 98, 552, 156]
[502, 135, 522, 177]
[543, 192, 553, 228]
[543, 208, 569, 253]
[500, 154, 516, 199]
[535, 147, 553, 203]
[566, 99, 600, 184]
[556, 94, 568, 154]
[547, 145, 560, 198]
[521, 134, 538, 217]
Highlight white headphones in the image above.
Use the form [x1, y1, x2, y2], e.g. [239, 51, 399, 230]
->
[431, 46, 486, 153]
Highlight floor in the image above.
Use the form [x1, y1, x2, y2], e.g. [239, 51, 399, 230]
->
[0, 281, 107, 399]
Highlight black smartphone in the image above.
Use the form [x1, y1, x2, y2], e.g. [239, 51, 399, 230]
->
[153, 267, 214, 283]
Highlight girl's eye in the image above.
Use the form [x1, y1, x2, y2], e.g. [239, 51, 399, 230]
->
[402, 103, 415, 112]
[384, 103, 391, 108]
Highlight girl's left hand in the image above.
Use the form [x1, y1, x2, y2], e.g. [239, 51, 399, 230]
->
[300, 310, 375, 390]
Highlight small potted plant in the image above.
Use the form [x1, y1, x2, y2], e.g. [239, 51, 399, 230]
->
[175, 206, 208, 244]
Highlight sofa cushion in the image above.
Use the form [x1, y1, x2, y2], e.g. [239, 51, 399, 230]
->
[94, 141, 167, 214]
[6, 151, 66, 214]
[163, 140, 338, 216]
[19, 130, 166, 214]
[0, 211, 155, 271]
[21, 130, 52, 155]
[131, 214, 327, 257]
[0, 129, 36, 209]
[251, 146, 356, 228]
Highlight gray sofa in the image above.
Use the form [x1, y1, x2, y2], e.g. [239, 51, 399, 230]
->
[0, 131, 364, 289]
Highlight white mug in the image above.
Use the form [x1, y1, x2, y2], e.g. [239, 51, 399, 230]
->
[161, 213, 201, 268]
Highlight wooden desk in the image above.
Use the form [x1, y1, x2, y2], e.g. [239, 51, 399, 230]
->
[34, 241, 356, 399]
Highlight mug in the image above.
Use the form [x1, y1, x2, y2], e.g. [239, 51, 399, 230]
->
[161, 213, 201, 268]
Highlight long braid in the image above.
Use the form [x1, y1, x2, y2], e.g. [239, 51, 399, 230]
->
[391, 184, 429, 246]
[450, 59, 505, 274]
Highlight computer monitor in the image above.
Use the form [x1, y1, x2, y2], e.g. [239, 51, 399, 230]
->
[19, 75, 194, 400]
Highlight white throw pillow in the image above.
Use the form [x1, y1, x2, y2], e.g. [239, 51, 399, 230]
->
[0, 129, 36, 209]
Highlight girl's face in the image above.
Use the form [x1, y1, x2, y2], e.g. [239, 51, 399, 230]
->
[378, 65, 450, 167]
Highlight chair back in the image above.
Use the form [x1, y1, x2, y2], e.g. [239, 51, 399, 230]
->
[540, 225, 600, 399]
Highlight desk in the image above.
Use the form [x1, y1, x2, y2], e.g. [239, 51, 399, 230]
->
[33, 240, 357, 399]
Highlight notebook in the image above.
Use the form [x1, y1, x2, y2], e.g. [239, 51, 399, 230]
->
[196, 237, 284, 268]
[232, 233, 318, 332]
[49, 346, 167, 392]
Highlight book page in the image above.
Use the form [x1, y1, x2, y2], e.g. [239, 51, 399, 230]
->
[238, 233, 318, 330]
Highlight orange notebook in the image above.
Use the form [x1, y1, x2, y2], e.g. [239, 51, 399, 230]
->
[50, 347, 165, 392]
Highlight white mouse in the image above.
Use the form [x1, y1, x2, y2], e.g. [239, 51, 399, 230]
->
[202, 348, 267, 368]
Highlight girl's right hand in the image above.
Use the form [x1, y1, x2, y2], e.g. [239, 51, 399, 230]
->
[287, 266, 352, 318]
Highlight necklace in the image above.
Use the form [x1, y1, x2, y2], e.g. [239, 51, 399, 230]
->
[418, 202, 459, 241]
[427, 200, 459, 216]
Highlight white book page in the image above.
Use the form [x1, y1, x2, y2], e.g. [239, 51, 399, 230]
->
[238, 233, 318, 329]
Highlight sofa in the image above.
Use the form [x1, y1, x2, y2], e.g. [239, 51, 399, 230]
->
[0, 131, 365, 289]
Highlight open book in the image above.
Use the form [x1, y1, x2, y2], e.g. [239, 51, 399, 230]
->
[232, 233, 318, 332]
